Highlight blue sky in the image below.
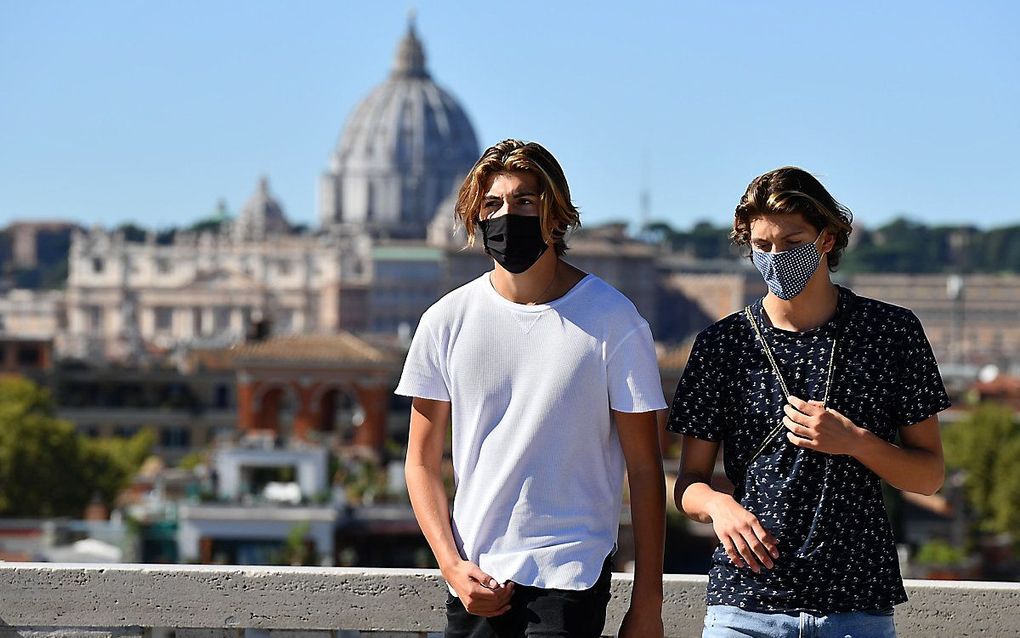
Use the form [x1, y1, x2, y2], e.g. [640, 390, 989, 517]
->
[2, 1, 1018, 231]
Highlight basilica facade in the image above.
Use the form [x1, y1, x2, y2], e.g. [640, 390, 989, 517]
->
[63, 21, 481, 362]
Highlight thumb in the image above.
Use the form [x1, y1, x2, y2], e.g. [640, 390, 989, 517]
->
[468, 564, 498, 589]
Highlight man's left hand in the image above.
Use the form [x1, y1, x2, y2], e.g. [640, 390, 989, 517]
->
[782, 395, 863, 456]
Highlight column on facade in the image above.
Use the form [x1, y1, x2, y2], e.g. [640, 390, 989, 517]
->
[202, 306, 215, 337]
[237, 375, 256, 432]
[352, 382, 389, 450]
[291, 381, 319, 440]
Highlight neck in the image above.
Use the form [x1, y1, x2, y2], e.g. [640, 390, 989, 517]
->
[762, 269, 839, 332]
[490, 248, 560, 304]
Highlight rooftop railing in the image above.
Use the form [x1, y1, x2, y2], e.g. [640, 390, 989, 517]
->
[2, 563, 1019, 637]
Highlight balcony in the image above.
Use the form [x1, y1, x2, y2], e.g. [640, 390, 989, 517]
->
[2, 564, 1018, 637]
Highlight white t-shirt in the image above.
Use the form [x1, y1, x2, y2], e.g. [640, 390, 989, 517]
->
[396, 271, 666, 591]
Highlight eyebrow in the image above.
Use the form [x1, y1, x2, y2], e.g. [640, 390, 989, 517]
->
[483, 190, 538, 200]
[753, 231, 808, 241]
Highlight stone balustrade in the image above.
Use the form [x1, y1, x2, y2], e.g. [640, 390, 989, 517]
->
[2, 563, 1019, 637]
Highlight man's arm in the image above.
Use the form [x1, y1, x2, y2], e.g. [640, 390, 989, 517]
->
[614, 409, 665, 638]
[404, 397, 512, 617]
[675, 436, 779, 573]
[783, 396, 945, 495]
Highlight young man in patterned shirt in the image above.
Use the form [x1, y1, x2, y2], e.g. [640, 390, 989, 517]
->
[400, 139, 667, 637]
[668, 167, 950, 637]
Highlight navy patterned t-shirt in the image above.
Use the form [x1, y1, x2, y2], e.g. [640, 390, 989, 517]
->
[667, 286, 950, 613]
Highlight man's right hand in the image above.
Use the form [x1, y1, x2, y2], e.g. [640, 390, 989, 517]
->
[706, 494, 780, 573]
[441, 560, 514, 617]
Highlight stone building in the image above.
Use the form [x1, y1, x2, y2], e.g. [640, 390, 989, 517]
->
[62, 178, 366, 362]
[846, 273, 1020, 367]
[61, 21, 481, 363]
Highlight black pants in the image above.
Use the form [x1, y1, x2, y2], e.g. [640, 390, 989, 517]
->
[444, 556, 613, 638]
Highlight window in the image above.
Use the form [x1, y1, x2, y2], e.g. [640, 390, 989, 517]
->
[156, 258, 172, 274]
[155, 307, 173, 331]
[114, 426, 139, 438]
[160, 427, 191, 448]
[92, 258, 104, 273]
[17, 346, 41, 366]
[214, 384, 231, 409]
[214, 307, 232, 332]
[87, 306, 104, 334]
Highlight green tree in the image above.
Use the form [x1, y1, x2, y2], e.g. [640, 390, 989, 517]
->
[0, 377, 153, 517]
[942, 403, 1020, 535]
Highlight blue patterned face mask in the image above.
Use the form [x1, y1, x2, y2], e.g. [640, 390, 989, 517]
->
[751, 232, 823, 300]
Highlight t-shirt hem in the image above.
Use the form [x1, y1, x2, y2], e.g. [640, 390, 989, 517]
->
[897, 398, 952, 428]
[705, 593, 909, 614]
[393, 383, 450, 402]
[611, 401, 668, 414]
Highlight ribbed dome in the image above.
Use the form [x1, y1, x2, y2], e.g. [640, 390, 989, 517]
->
[319, 19, 480, 237]
[234, 176, 290, 241]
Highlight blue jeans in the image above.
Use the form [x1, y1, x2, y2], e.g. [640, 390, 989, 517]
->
[703, 604, 896, 638]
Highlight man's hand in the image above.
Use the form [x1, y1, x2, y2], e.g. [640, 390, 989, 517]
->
[783, 395, 862, 456]
[441, 559, 514, 617]
[706, 494, 779, 573]
[618, 602, 664, 638]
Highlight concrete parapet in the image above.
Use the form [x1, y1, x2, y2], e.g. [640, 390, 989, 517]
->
[1, 563, 1018, 637]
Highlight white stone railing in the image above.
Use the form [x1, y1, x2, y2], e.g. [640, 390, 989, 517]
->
[1, 563, 1019, 637]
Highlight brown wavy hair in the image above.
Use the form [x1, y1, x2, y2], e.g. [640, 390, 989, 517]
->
[456, 139, 581, 256]
[732, 166, 854, 271]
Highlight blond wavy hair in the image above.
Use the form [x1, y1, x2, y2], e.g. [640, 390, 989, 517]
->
[456, 139, 580, 256]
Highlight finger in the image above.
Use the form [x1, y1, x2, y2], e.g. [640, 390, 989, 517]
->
[493, 585, 514, 605]
[783, 404, 810, 425]
[468, 565, 499, 590]
[787, 432, 818, 449]
[787, 395, 821, 415]
[720, 537, 745, 569]
[731, 534, 763, 573]
[783, 416, 812, 438]
[750, 519, 780, 559]
[741, 529, 775, 570]
[467, 583, 502, 602]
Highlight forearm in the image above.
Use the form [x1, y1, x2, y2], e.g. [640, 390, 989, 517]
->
[677, 474, 735, 524]
[852, 429, 944, 495]
[405, 463, 463, 570]
[628, 466, 665, 601]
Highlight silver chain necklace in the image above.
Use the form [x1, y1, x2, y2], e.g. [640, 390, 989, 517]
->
[743, 305, 839, 463]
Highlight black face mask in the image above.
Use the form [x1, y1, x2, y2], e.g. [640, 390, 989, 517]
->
[478, 214, 549, 274]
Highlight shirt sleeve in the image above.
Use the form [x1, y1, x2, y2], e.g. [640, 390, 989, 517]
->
[666, 331, 727, 440]
[394, 317, 451, 402]
[606, 321, 668, 413]
[891, 311, 951, 427]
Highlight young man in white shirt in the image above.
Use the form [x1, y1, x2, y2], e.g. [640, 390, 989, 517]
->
[398, 139, 666, 637]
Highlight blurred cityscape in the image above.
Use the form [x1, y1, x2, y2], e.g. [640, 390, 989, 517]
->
[1, 21, 1018, 585]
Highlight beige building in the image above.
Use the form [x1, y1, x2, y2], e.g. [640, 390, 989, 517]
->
[63, 179, 369, 362]
[846, 273, 1020, 366]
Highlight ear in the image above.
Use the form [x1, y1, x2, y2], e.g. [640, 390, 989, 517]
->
[819, 229, 837, 254]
